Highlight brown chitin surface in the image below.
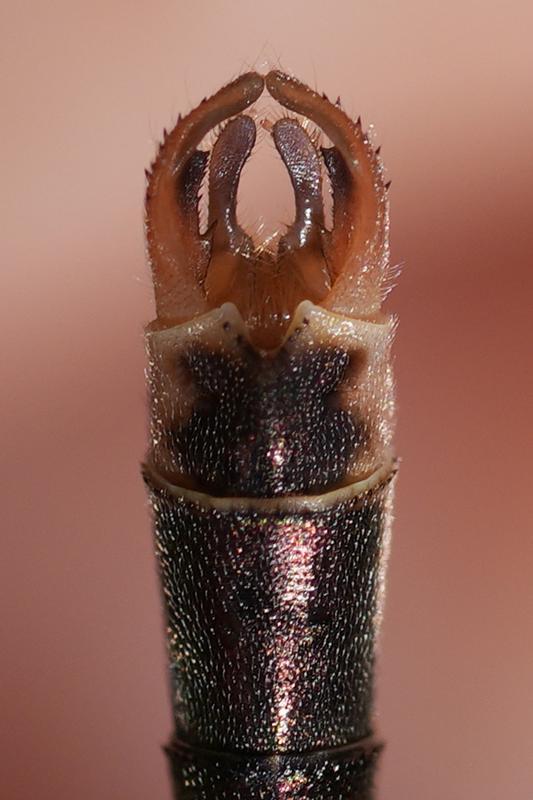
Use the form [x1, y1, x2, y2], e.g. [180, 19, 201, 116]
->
[264, 71, 390, 321]
[144, 70, 396, 798]
[145, 73, 264, 324]
[145, 71, 391, 346]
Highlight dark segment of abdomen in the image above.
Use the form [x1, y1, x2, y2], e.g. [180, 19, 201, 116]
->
[146, 473, 391, 797]
[166, 738, 380, 799]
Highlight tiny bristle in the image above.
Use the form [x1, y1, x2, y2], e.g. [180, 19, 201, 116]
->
[379, 261, 403, 301]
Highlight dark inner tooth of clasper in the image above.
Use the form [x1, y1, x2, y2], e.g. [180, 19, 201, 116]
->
[320, 145, 353, 277]
[208, 115, 256, 258]
[270, 117, 332, 303]
[272, 118, 324, 255]
[203, 115, 257, 307]
[177, 150, 209, 232]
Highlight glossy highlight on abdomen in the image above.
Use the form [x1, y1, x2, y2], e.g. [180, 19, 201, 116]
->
[145, 468, 394, 753]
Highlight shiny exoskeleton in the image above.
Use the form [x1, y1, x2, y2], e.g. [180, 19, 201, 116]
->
[144, 71, 396, 798]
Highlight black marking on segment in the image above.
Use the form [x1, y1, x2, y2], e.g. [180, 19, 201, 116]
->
[178, 150, 209, 219]
[169, 344, 366, 497]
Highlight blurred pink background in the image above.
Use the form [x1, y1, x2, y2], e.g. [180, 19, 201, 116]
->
[2, 1, 532, 797]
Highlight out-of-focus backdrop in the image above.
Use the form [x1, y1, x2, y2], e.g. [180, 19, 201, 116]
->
[2, 2, 532, 798]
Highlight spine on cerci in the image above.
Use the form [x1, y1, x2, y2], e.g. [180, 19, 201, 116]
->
[144, 302, 395, 799]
